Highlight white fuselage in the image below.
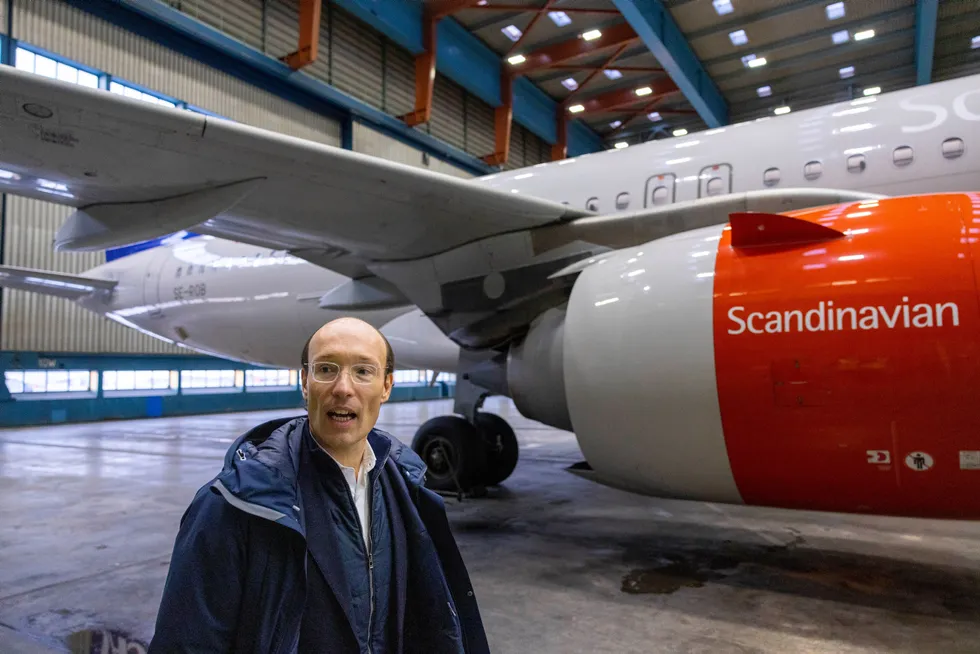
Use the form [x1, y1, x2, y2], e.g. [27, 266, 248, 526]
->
[81, 74, 980, 370]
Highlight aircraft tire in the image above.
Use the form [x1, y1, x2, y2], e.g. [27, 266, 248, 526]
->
[475, 412, 519, 486]
[412, 415, 488, 492]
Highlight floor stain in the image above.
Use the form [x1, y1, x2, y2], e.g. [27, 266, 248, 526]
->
[67, 628, 147, 654]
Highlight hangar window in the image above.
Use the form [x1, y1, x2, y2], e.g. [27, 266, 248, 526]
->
[893, 146, 914, 166]
[586, 197, 600, 212]
[109, 80, 179, 108]
[652, 186, 670, 205]
[4, 369, 95, 394]
[846, 154, 866, 173]
[804, 161, 823, 181]
[942, 138, 965, 159]
[103, 370, 176, 392]
[246, 369, 296, 388]
[705, 177, 725, 196]
[14, 46, 99, 89]
[763, 167, 781, 187]
[180, 369, 241, 390]
[616, 192, 630, 210]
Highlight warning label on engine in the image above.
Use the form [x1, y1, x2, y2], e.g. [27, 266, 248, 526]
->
[960, 451, 980, 470]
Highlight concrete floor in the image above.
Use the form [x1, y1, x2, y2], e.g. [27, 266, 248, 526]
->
[2, 398, 980, 653]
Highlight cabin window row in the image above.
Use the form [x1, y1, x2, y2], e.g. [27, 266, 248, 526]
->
[764, 138, 965, 187]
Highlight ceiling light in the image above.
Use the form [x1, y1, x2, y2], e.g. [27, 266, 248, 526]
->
[0, 169, 21, 180]
[826, 2, 845, 20]
[561, 77, 579, 90]
[863, 86, 881, 96]
[501, 25, 522, 42]
[729, 29, 748, 46]
[581, 29, 602, 41]
[604, 69, 622, 80]
[747, 57, 767, 68]
[757, 85, 772, 97]
[832, 30, 849, 44]
[971, 35, 980, 49]
[774, 106, 791, 115]
[635, 86, 653, 96]
[713, 0, 733, 16]
[854, 29, 875, 41]
[614, 142, 629, 149]
[839, 65, 855, 79]
[673, 128, 688, 137]
[647, 111, 662, 121]
[609, 120, 622, 129]
[507, 54, 526, 65]
[548, 11, 571, 27]
[741, 54, 757, 66]
[477, 0, 487, 4]
[568, 104, 585, 113]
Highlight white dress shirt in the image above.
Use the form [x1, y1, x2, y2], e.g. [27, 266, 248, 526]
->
[321, 442, 376, 548]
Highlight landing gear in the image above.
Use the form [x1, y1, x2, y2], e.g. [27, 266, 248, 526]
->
[412, 411, 519, 493]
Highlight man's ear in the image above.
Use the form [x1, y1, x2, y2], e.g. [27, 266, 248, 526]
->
[300, 368, 309, 402]
[381, 373, 393, 403]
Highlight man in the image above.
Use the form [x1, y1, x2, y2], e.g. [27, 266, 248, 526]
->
[149, 317, 489, 654]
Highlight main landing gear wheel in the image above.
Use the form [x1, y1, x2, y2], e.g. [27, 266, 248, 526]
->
[475, 412, 519, 487]
[412, 416, 488, 492]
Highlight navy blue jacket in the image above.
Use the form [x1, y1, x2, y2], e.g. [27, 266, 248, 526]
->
[148, 416, 490, 654]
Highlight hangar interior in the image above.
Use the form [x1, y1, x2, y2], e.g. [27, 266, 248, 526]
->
[2, 0, 980, 652]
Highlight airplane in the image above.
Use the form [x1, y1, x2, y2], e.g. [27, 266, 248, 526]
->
[1, 63, 980, 519]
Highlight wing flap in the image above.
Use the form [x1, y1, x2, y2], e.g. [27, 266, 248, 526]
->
[0, 265, 117, 300]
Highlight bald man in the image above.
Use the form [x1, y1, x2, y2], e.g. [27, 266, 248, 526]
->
[149, 318, 489, 654]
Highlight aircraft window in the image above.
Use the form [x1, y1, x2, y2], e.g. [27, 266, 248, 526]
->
[804, 161, 823, 181]
[186, 266, 193, 276]
[893, 146, 913, 167]
[586, 197, 599, 212]
[763, 167, 781, 187]
[846, 154, 866, 173]
[199, 265, 206, 274]
[705, 177, 725, 196]
[652, 186, 670, 205]
[942, 138, 964, 159]
[616, 192, 630, 210]
[175, 267, 182, 278]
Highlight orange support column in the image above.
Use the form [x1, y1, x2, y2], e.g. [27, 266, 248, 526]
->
[401, 14, 437, 127]
[282, 0, 322, 70]
[482, 72, 513, 166]
[551, 105, 567, 161]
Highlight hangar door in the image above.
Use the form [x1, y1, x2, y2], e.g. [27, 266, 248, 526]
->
[699, 163, 732, 198]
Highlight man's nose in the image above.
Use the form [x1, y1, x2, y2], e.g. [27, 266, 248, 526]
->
[331, 371, 355, 396]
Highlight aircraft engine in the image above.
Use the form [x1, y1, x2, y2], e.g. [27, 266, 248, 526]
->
[513, 194, 980, 519]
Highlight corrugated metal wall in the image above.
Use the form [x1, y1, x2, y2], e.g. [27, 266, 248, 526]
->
[163, 0, 265, 51]
[352, 124, 474, 180]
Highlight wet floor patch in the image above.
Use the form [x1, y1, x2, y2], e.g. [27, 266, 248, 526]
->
[622, 555, 740, 594]
[67, 628, 147, 654]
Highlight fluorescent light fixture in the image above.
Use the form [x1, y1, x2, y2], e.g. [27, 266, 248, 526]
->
[507, 54, 526, 65]
[614, 142, 629, 149]
[647, 111, 662, 121]
[757, 85, 772, 97]
[604, 69, 622, 80]
[826, 2, 845, 20]
[972, 35, 980, 49]
[501, 25, 523, 42]
[568, 104, 585, 113]
[713, 0, 733, 16]
[774, 105, 791, 115]
[741, 54, 757, 66]
[854, 29, 875, 41]
[548, 11, 571, 27]
[609, 120, 623, 129]
[635, 86, 653, 96]
[477, 0, 487, 4]
[863, 86, 881, 96]
[38, 179, 68, 191]
[0, 169, 21, 180]
[839, 65, 855, 78]
[832, 29, 849, 44]
[729, 29, 748, 46]
[561, 77, 579, 90]
[581, 29, 602, 41]
[672, 128, 688, 137]
[747, 57, 767, 68]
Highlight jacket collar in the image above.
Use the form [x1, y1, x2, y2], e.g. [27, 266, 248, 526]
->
[211, 415, 427, 537]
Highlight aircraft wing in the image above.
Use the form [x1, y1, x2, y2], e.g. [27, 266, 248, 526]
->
[0, 264, 117, 300]
[0, 65, 587, 267]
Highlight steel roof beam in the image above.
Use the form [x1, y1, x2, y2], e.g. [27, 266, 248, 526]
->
[611, 0, 728, 127]
[569, 76, 679, 115]
[508, 22, 640, 75]
[914, 0, 938, 85]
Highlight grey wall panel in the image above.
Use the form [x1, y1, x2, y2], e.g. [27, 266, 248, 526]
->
[465, 97, 495, 161]
[264, 0, 298, 60]
[1, 196, 181, 354]
[12, 0, 341, 146]
[352, 123, 473, 180]
[505, 124, 526, 170]
[167, 0, 264, 51]
[431, 74, 466, 152]
[328, 6, 384, 109]
[384, 40, 416, 119]
[0, 0, 5, 34]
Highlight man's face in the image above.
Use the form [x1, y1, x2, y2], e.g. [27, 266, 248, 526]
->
[301, 319, 393, 452]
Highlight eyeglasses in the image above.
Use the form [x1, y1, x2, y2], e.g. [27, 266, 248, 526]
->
[308, 361, 382, 385]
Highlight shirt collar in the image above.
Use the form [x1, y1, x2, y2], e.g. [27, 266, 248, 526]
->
[306, 423, 376, 482]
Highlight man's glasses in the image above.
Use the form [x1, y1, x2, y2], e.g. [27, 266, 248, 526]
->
[308, 361, 382, 385]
